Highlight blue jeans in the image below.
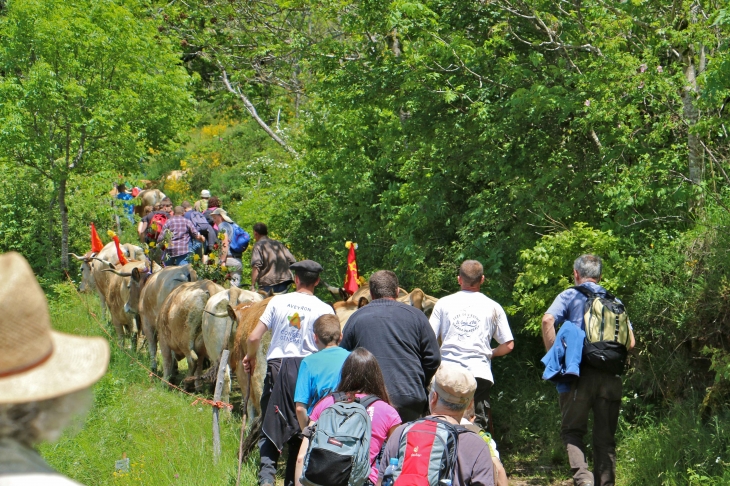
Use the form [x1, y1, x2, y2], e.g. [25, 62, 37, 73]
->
[164, 253, 191, 266]
[189, 240, 203, 257]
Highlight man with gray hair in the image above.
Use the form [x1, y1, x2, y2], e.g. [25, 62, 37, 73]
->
[429, 259, 514, 433]
[542, 254, 635, 486]
[340, 270, 441, 422]
[378, 363, 495, 485]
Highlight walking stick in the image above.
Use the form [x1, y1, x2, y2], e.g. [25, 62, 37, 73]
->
[236, 370, 252, 486]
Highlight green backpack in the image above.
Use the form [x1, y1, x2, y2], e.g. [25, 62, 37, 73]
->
[572, 286, 632, 375]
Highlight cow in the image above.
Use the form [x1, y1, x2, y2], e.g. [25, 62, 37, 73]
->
[101, 260, 160, 348]
[157, 280, 225, 390]
[332, 283, 439, 328]
[202, 287, 263, 404]
[133, 189, 167, 216]
[229, 298, 272, 421]
[70, 242, 144, 319]
[126, 264, 197, 373]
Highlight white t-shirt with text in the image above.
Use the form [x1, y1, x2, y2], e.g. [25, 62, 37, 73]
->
[259, 292, 335, 360]
[429, 290, 513, 383]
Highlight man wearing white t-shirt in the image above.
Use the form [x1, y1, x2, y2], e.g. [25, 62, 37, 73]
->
[429, 260, 514, 433]
[243, 259, 335, 486]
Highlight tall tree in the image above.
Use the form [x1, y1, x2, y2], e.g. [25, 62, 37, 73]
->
[0, 0, 194, 269]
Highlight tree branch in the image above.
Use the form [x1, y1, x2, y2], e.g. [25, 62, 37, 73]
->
[220, 69, 298, 158]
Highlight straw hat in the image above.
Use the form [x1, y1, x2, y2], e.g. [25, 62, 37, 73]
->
[0, 252, 109, 404]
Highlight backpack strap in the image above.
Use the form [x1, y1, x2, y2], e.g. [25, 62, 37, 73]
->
[358, 394, 380, 409]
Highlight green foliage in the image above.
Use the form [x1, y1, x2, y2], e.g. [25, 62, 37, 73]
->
[510, 223, 640, 334]
[617, 404, 730, 485]
[0, 0, 194, 268]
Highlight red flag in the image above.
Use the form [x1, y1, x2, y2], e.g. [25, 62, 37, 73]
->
[90, 223, 104, 253]
[343, 241, 360, 296]
[112, 235, 128, 265]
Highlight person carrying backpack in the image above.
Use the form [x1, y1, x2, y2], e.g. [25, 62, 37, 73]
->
[541, 254, 636, 486]
[209, 208, 249, 287]
[377, 363, 495, 486]
[295, 348, 402, 486]
[182, 201, 216, 254]
[137, 197, 173, 244]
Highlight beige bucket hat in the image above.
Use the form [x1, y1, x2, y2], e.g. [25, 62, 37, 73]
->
[431, 362, 477, 406]
[210, 208, 234, 223]
[0, 252, 109, 404]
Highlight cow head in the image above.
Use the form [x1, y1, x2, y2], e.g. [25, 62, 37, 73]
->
[70, 252, 95, 292]
[126, 266, 152, 314]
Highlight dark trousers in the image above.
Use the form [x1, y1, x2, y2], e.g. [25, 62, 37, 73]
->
[258, 359, 301, 486]
[474, 378, 493, 433]
[392, 395, 428, 423]
[261, 280, 293, 294]
[559, 365, 622, 486]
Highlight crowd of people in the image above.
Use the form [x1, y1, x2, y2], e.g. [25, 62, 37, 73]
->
[0, 180, 634, 486]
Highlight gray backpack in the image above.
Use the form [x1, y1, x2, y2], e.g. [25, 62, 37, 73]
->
[300, 393, 378, 486]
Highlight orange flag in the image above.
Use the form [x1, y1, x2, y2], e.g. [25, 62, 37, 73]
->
[343, 241, 360, 296]
[112, 235, 128, 265]
[90, 223, 104, 253]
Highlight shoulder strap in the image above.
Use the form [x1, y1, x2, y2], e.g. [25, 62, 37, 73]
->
[358, 394, 380, 409]
[572, 284, 617, 301]
[333, 392, 348, 403]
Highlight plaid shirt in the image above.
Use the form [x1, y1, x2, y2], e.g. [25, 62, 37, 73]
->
[158, 215, 200, 257]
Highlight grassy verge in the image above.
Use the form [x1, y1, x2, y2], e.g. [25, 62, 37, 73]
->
[39, 282, 260, 485]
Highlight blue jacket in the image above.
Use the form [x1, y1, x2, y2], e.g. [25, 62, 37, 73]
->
[542, 322, 584, 393]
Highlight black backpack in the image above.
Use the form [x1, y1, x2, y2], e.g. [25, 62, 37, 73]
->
[572, 285, 632, 375]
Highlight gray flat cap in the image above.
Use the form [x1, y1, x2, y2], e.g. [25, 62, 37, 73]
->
[290, 260, 323, 274]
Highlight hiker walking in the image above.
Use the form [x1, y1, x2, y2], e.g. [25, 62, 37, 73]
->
[542, 254, 635, 486]
[429, 259, 514, 433]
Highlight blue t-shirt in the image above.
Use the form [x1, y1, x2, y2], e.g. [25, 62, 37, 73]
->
[546, 282, 631, 331]
[294, 346, 350, 413]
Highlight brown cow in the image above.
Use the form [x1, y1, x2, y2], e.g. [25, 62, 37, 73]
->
[127, 264, 197, 373]
[333, 284, 439, 328]
[157, 280, 225, 389]
[102, 260, 160, 348]
[229, 298, 272, 421]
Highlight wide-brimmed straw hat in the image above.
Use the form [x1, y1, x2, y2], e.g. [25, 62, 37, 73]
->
[210, 208, 234, 223]
[0, 252, 109, 404]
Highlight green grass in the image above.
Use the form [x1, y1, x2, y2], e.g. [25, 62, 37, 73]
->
[39, 282, 260, 485]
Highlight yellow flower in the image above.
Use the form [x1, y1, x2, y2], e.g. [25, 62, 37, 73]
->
[221, 265, 228, 272]
[144, 249, 149, 255]
[148, 241, 155, 248]
[209, 252, 217, 259]
[218, 232, 225, 240]
[107, 230, 116, 238]
[211, 263, 218, 269]
[193, 254, 200, 262]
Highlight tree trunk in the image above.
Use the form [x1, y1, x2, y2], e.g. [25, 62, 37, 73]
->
[59, 176, 69, 270]
[682, 59, 702, 186]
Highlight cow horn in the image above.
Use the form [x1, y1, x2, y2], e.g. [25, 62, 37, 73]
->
[229, 286, 242, 304]
[91, 257, 114, 269]
[69, 253, 90, 262]
[102, 269, 133, 277]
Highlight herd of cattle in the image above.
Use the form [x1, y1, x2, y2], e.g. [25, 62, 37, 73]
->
[71, 241, 439, 420]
